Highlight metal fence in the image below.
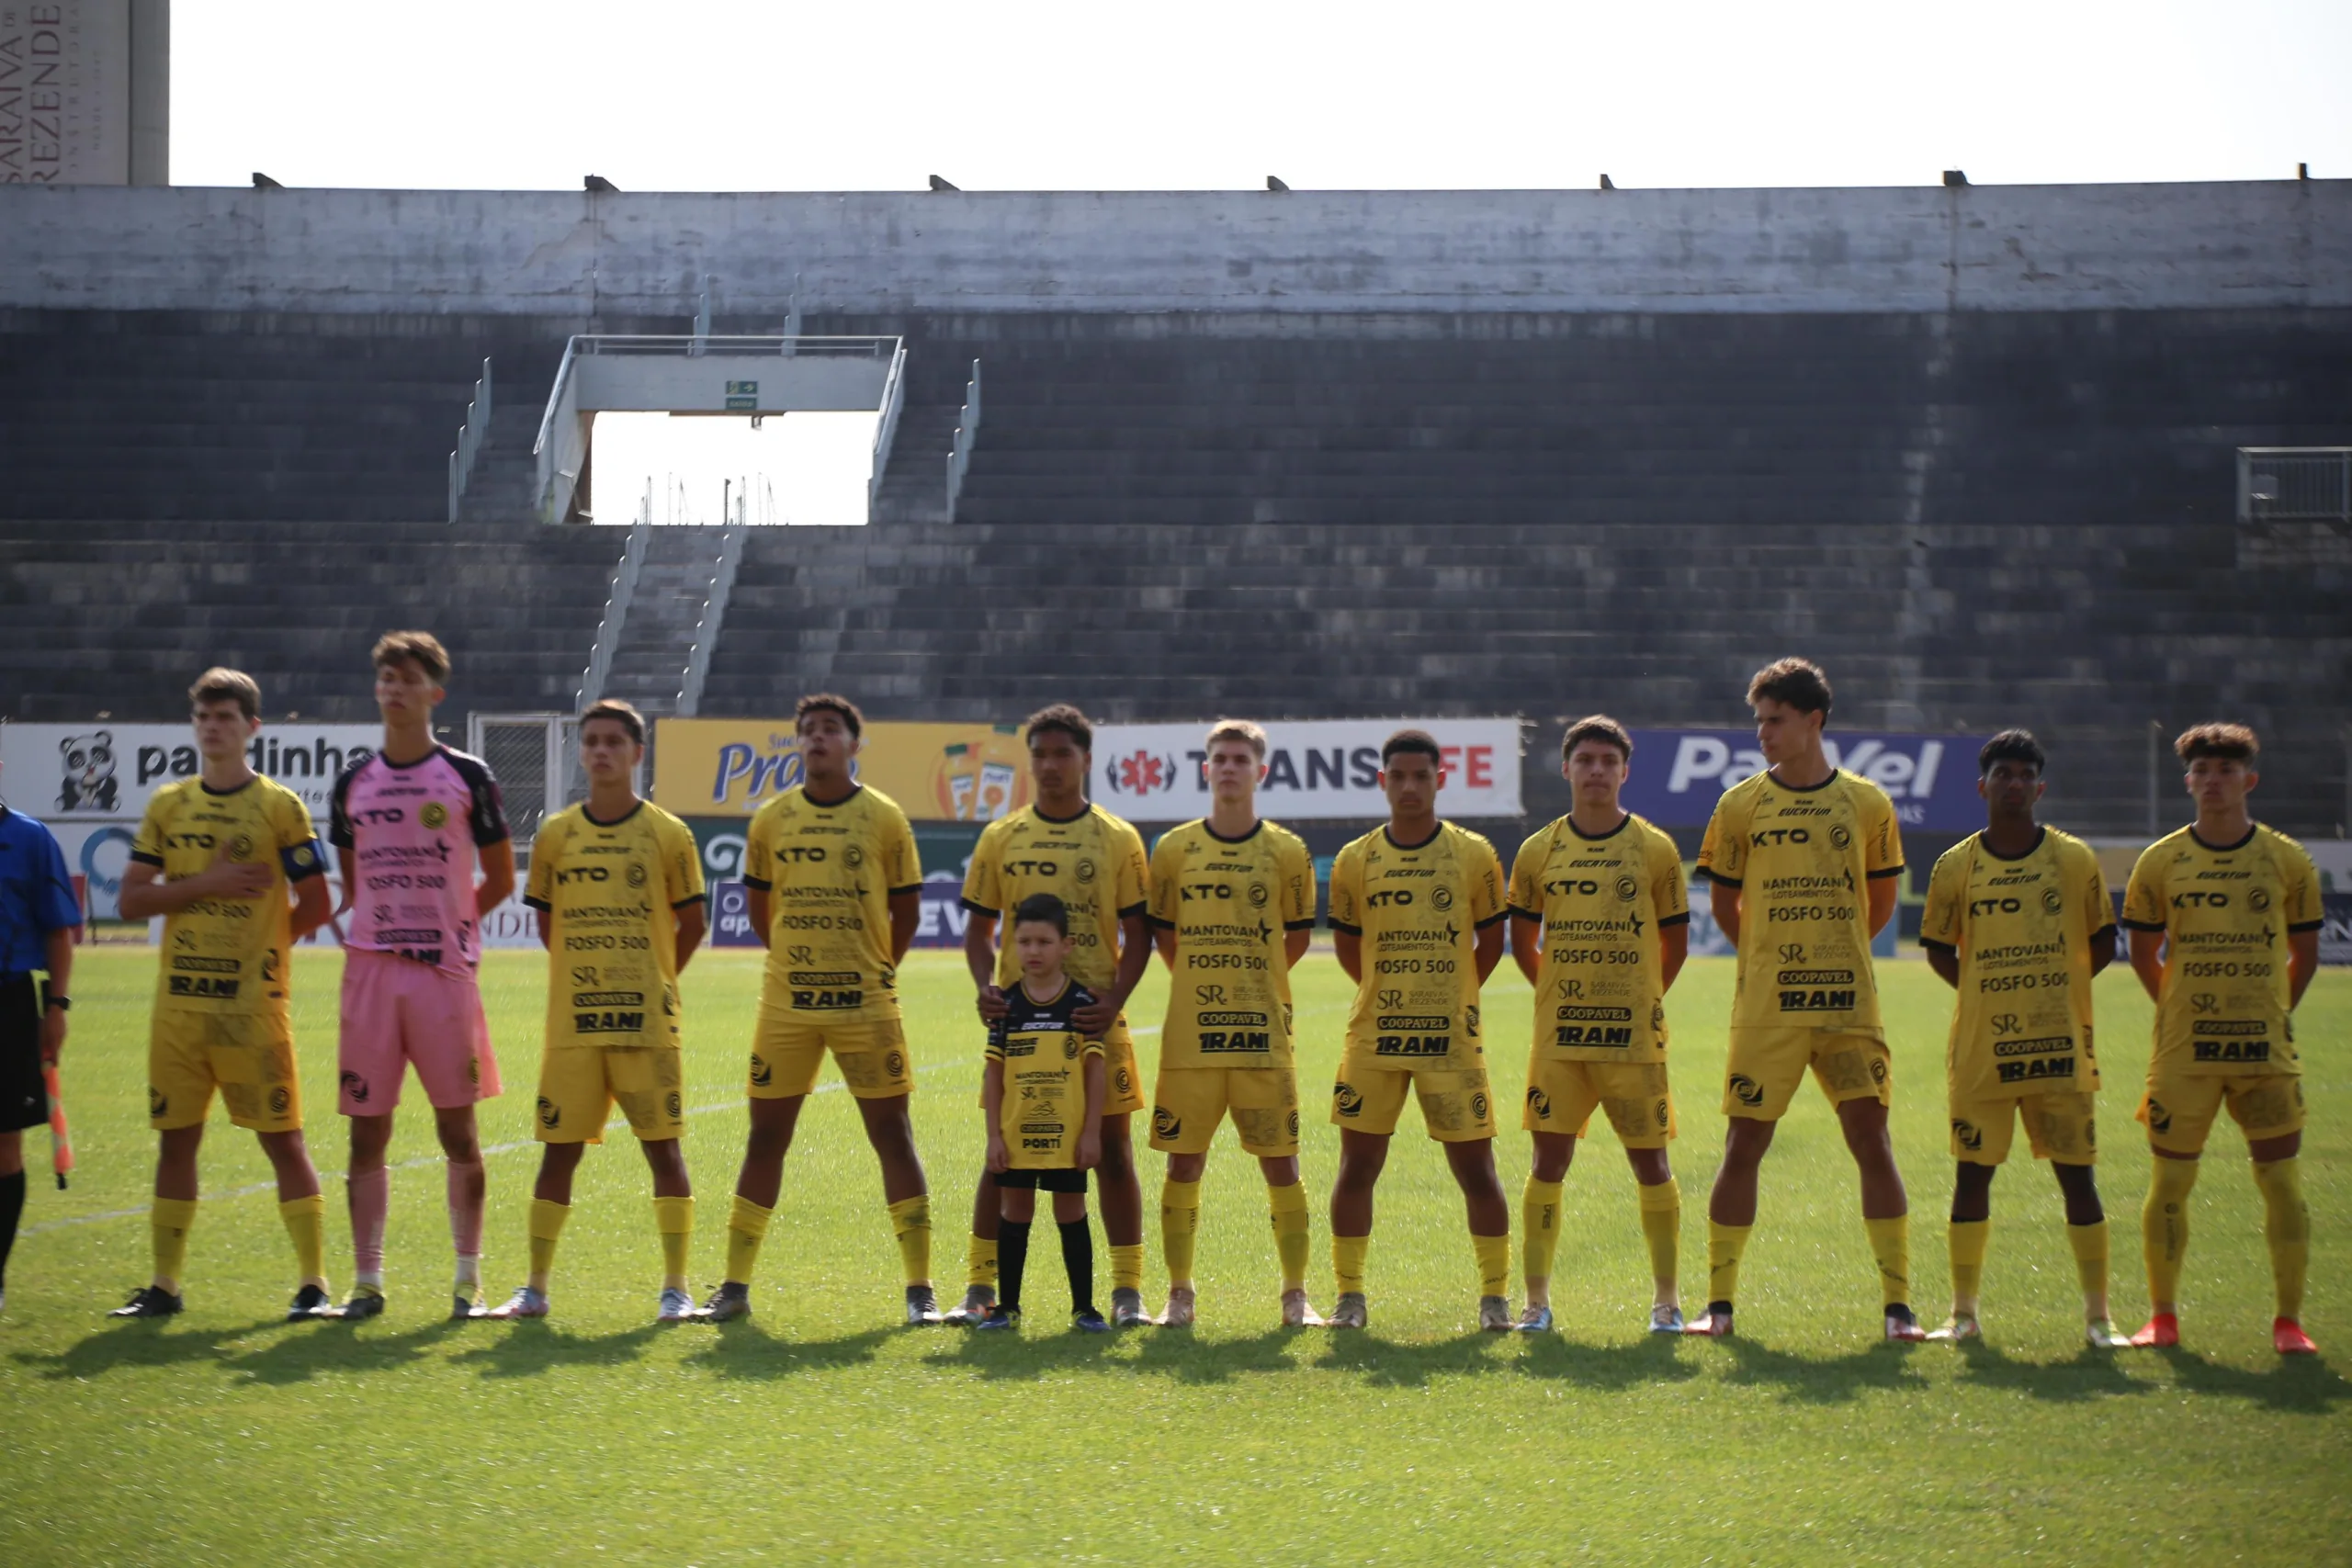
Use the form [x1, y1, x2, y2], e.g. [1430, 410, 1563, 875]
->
[466, 713, 578, 864]
[2238, 446, 2352, 524]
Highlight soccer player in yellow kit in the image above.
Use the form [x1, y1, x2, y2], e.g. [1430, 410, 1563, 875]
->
[489, 701, 707, 1324]
[1147, 720, 1319, 1328]
[1690, 658, 1923, 1341]
[702, 694, 938, 1325]
[2120, 723, 2324, 1355]
[1918, 730, 2127, 1347]
[953, 705, 1154, 1327]
[1508, 717, 1691, 1335]
[112, 669, 335, 1320]
[1323, 730, 1511, 1330]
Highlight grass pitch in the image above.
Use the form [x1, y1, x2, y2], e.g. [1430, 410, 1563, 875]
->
[5, 946, 2347, 1565]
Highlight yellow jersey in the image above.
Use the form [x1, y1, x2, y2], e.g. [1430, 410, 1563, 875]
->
[130, 774, 323, 1016]
[743, 784, 922, 1025]
[1146, 818, 1316, 1070]
[1508, 811, 1690, 1065]
[1328, 821, 1506, 1072]
[525, 799, 706, 1051]
[1697, 767, 1904, 1035]
[1920, 826, 2113, 1100]
[986, 979, 1106, 1168]
[961, 803, 1149, 991]
[2121, 823, 2323, 1077]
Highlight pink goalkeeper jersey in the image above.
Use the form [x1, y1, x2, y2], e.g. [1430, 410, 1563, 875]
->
[330, 744, 509, 978]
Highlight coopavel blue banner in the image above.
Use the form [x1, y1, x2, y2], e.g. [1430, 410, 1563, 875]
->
[1619, 730, 1989, 833]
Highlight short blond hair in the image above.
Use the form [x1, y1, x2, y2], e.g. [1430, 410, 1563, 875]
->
[1204, 718, 1268, 760]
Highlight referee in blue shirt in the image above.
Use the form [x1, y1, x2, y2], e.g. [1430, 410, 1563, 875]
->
[0, 761, 81, 1314]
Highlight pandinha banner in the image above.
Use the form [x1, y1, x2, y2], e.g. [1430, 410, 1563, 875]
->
[654, 719, 1035, 822]
[1091, 719, 1522, 821]
[0, 722, 380, 820]
[1618, 728, 1988, 833]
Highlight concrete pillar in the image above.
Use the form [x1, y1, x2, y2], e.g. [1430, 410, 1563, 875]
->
[130, 0, 169, 186]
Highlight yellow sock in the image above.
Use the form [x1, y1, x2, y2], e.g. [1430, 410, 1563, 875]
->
[2066, 1220, 2109, 1310]
[966, 1232, 999, 1290]
[152, 1197, 198, 1293]
[1161, 1179, 1201, 1286]
[726, 1194, 774, 1285]
[526, 1199, 571, 1292]
[1948, 1219, 1989, 1314]
[2252, 1158, 2309, 1321]
[278, 1193, 326, 1287]
[1472, 1232, 1510, 1300]
[1636, 1180, 1680, 1297]
[1333, 1233, 1369, 1296]
[653, 1196, 694, 1292]
[1707, 1221, 1751, 1307]
[1269, 1181, 1311, 1293]
[1521, 1177, 1564, 1295]
[2142, 1158, 2199, 1310]
[1864, 1213, 1911, 1309]
[887, 1195, 933, 1287]
[1109, 1242, 1145, 1295]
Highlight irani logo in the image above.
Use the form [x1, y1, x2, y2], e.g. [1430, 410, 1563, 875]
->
[1153, 1105, 1182, 1140]
[420, 801, 449, 830]
[1110, 752, 1180, 795]
[1334, 1081, 1364, 1117]
[1727, 1073, 1765, 1108]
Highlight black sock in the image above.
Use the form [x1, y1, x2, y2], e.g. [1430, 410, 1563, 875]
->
[998, 1219, 1032, 1314]
[0, 1168, 25, 1292]
[1060, 1215, 1095, 1316]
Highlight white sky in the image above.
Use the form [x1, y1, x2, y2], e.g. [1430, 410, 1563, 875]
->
[170, 1, 2352, 519]
[175, 0, 2350, 192]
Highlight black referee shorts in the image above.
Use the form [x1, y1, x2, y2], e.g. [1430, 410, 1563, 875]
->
[0, 976, 45, 1134]
[995, 1166, 1089, 1194]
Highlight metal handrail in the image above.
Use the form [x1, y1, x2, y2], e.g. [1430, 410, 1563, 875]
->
[576, 335, 898, 357]
[868, 340, 909, 511]
[945, 358, 982, 522]
[446, 357, 492, 524]
[2238, 446, 2352, 525]
[676, 522, 746, 718]
[575, 513, 651, 709]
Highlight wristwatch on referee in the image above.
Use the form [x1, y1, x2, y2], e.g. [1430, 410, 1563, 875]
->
[42, 994, 69, 1011]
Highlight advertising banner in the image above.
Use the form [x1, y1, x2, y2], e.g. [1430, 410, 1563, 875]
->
[1619, 729, 1987, 833]
[1, 722, 381, 822]
[654, 719, 1034, 822]
[2322, 894, 2352, 968]
[1091, 718, 1522, 822]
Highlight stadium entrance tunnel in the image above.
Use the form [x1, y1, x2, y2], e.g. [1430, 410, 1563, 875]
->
[537, 335, 903, 525]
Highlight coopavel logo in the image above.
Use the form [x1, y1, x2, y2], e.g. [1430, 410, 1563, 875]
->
[1623, 729, 1986, 832]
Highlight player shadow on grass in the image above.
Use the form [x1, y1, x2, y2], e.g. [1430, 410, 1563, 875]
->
[440, 1321, 669, 1381]
[1705, 1334, 1936, 1404]
[17, 1314, 458, 1385]
[2134, 1346, 2352, 1416]
[1508, 1331, 1707, 1393]
[219, 1315, 482, 1386]
[1941, 1338, 2153, 1404]
[922, 1324, 1125, 1380]
[673, 1320, 898, 1381]
[1120, 1325, 1321, 1385]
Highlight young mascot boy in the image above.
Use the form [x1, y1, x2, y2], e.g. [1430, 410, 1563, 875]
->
[978, 893, 1109, 1332]
[490, 700, 707, 1324]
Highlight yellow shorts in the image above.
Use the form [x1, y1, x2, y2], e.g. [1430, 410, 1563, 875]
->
[749, 1002, 912, 1100]
[2139, 1070, 2305, 1156]
[149, 1009, 300, 1134]
[1951, 1089, 2097, 1165]
[1724, 1028, 1891, 1120]
[1330, 1065, 1496, 1142]
[1150, 1066, 1299, 1157]
[537, 1046, 686, 1144]
[1524, 1057, 1675, 1147]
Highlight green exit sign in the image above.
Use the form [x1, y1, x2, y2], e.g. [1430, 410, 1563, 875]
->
[725, 380, 758, 395]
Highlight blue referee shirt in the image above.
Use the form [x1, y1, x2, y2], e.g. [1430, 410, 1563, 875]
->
[0, 806, 81, 978]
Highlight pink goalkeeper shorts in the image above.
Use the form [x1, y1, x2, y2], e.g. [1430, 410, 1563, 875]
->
[337, 947, 501, 1114]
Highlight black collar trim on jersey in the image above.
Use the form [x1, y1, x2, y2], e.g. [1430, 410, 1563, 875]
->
[803, 783, 864, 809]
[1383, 823, 1445, 852]
[2188, 823, 2259, 853]
[375, 743, 447, 772]
[1762, 765, 1838, 793]
[1034, 803, 1092, 825]
[1975, 825, 2047, 863]
[583, 799, 647, 829]
[198, 774, 259, 797]
[1016, 976, 1073, 1009]
[1203, 819, 1264, 845]
[1563, 811, 1632, 843]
